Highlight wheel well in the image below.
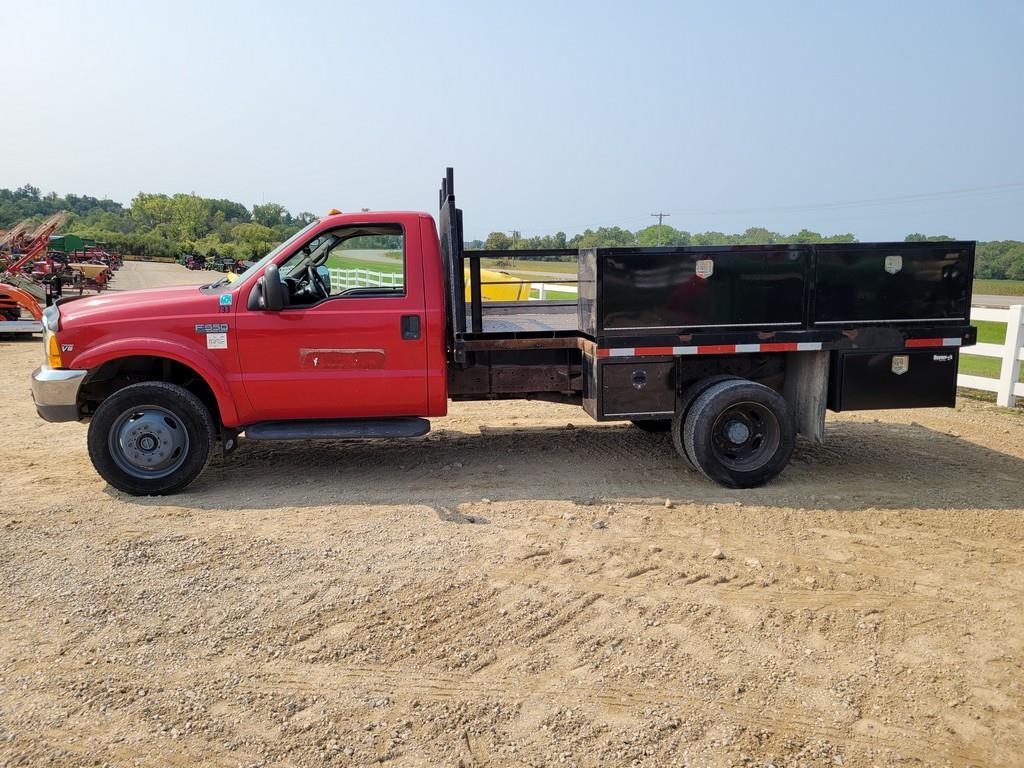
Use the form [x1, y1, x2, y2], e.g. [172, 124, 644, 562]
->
[79, 356, 221, 425]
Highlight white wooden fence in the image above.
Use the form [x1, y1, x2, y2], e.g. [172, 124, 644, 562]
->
[328, 267, 403, 293]
[957, 303, 1024, 407]
[531, 282, 578, 299]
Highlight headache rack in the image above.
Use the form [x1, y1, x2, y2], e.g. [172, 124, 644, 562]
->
[438, 169, 583, 363]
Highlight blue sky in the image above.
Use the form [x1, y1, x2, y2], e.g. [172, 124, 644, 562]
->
[1, 0, 1022, 241]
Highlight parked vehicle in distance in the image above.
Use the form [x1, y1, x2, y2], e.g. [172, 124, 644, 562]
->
[31, 169, 976, 495]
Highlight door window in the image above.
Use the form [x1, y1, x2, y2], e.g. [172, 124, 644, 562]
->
[278, 224, 405, 306]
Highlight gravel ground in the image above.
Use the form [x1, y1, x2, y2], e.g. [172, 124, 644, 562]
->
[1, 263, 1023, 767]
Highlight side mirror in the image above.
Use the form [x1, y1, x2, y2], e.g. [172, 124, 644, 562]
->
[261, 263, 284, 311]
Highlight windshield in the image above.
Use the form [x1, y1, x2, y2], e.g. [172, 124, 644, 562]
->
[201, 220, 322, 291]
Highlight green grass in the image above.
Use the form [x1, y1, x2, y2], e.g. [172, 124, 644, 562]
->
[324, 253, 403, 274]
[960, 318, 1023, 382]
[528, 287, 577, 300]
[973, 279, 1024, 296]
[974, 319, 1006, 344]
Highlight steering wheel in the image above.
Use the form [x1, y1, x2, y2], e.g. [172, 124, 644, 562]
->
[308, 264, 330, 299]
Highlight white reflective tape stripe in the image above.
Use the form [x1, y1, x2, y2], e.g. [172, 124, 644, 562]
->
[606, 341, 826, 356]
[942, 337, 962, 347]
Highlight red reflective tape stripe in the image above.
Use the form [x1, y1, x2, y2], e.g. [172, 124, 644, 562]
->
[635, 346, 674, 356]
[906, 338, 942, 348]
[759, 342, 799, 352]
[697, 344, 737, 355]
[596, 348, 610, 358]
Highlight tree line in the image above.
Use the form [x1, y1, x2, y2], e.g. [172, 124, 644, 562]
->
[471, 223, 860, 253]
[2, 183, 1023, 279]
[0, 184, 314, 261]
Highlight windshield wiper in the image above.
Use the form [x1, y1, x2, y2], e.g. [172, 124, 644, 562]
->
[200, 276, 231, 290]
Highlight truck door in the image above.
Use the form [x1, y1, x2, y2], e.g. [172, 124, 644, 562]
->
[235, 221, 429, 421]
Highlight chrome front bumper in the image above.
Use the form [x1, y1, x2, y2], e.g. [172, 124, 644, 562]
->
[31, 367, 87, 422]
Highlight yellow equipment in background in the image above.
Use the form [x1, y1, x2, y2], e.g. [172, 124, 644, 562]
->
[68, 263, 109, 280]
[465, 267, 530, 301]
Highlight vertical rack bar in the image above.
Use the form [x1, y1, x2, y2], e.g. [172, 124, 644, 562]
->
[470, 254, 483, 333]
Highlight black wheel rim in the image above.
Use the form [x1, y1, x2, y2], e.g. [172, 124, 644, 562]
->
[108, 405, 190, 480]
[710, 400, 780, 472]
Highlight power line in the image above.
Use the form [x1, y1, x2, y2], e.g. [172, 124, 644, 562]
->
[520, 180, 1024, 235]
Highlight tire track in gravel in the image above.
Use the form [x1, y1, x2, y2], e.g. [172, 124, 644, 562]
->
[248, 660, 1006, 767]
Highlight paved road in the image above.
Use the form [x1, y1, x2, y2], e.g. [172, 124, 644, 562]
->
[973, 294, 1024, 308]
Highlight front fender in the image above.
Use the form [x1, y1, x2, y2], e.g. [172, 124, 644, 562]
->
[72, 337, 241, 426]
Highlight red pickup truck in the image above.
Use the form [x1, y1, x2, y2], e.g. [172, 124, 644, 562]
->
[31, 169, 976, 495]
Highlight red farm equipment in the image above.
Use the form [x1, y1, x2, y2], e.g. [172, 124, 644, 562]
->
[49, 234, 119, 292]
[0, 212, 68, 333]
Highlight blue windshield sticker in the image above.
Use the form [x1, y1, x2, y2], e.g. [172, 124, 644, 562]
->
[219, 294, 233, 306]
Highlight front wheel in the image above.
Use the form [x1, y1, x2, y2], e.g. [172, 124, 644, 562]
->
[679, 378, 794, 489]
[87, 381, 215, 495]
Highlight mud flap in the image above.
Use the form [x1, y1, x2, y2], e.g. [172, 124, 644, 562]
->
[783, 351, 828, 443]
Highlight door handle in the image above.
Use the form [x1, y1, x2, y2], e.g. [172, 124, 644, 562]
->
[401, 314, 421, 340]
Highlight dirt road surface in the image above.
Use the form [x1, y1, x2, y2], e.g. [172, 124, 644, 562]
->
[107, 260, 223, 291]
[1, 263, 1023, 767]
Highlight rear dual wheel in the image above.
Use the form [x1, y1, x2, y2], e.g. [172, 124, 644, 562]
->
[672, 377, 794, 488]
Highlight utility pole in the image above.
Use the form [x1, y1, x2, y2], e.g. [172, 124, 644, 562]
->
[651, 212, 670, 246]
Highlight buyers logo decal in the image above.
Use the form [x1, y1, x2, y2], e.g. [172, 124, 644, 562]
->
[695, 259, 714, 279]
[219, 294, 232, 306]
[206, 332, 228, 350]
[884, 255, 903, 274]
[891, 354, 910, 375]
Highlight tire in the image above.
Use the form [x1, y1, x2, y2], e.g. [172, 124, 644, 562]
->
[682, 378, 794, 489]
[87, 381, 215, 496]
[671, 375, 741, 469]
[631, 419, 671, 433]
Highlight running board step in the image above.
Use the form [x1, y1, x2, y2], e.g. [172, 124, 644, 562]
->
[245, 417, 430, 441]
